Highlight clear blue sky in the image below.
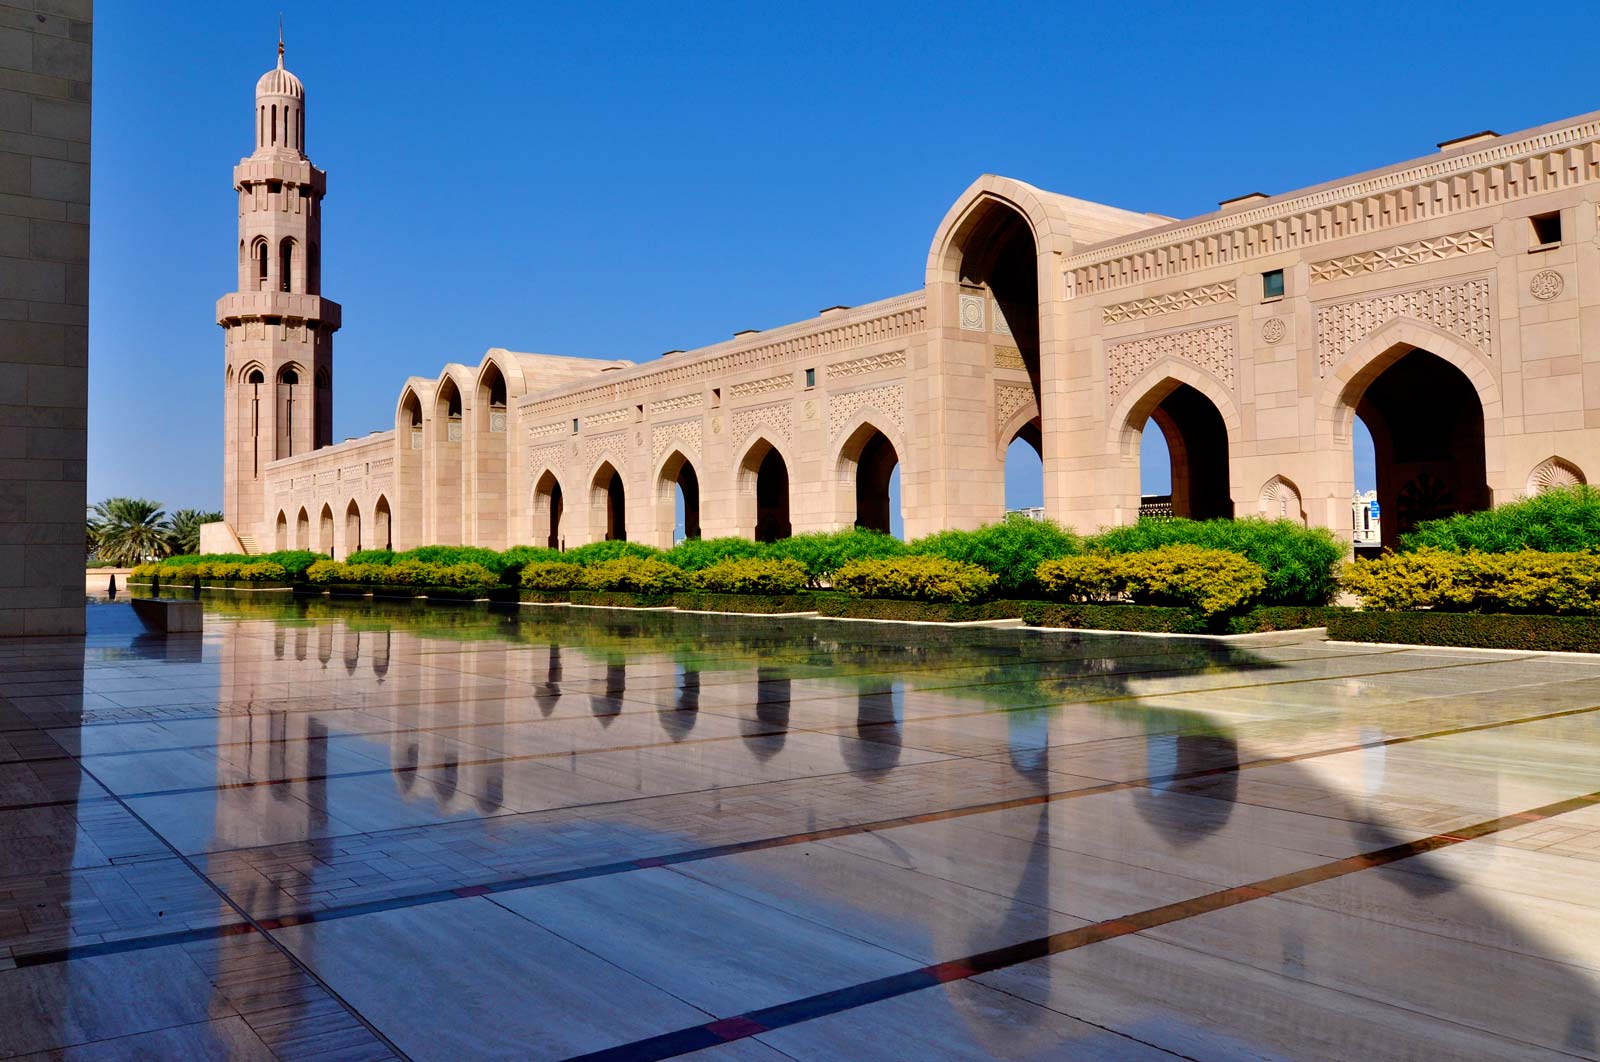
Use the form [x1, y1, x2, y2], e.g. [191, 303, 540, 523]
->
[88, 1, 1600, 515]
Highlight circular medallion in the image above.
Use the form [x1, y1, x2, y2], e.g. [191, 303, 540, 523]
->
[1531, 269, 1564, 301]
[635, 431, 643, 446]
[711, 416, 723, 435]
[1261, 317, 1286, 344]
[959, 299, 984, 329]
[803, 399, 817, 419]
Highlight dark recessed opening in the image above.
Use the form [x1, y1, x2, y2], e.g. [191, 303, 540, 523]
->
[1262, 269, 1285, 300]
[1530, 211, 1562, 247]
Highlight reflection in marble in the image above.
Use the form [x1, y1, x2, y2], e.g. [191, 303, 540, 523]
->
[2, 598, 1598, 1059]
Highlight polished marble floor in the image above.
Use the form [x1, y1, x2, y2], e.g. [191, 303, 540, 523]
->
[2, 597, 1599, 1059]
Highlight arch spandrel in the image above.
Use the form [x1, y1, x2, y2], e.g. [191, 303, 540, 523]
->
[1108, 362, 1244, 456]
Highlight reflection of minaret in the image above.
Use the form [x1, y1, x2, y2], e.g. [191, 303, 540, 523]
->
[659, 667, 700, 742]
[742, 666, 790, 760]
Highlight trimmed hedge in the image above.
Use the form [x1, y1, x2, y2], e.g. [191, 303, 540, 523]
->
[1022, 602, 1207, 634]
[671, 591, 816, 614]
[1037, 545, 1267, 617]
[662, 536, 765, 571]
[304, 559, 499, 594]
[834, 556, 997, 603]
[582, 557, 689, 594]
[910, 515, 1079, 596]
[569, 589, 675, 608]
[520, 561, 586, 591]
[1085, 517, 1341, 606]
[815, 596, 1033, 623]
[763, 528, 906, 585]
[1327, 610, 1600, 653]
[696, 557, 808, 595]
[1340, 549, 1600, 614]
[1400, 485, 1600, 554]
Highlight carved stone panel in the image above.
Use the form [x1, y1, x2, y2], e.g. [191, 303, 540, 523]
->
[731, 402, 792, 444]
[828, 383, 906, 439]
[1315, 277, 1492, 375]
[650, 418, 703, 462]
[1106, 322, 1236, 403]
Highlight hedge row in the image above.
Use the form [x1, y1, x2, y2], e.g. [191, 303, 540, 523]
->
[1023, 603, 1349, 635]
[1399, 485, 1600, 554]
[1037, 546, 1266, 617]
[1339, 549, 1600, 614]
[1326, 610, 1600, 653]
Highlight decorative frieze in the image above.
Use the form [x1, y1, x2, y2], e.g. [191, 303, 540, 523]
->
[996, 383, 1033, 427]
[528, 442, 565, 474]
[1309, 227, 1494, 282]
[1315, 277, 1492, 375]
[826, 349, 906, 381]
[585, 407, 631, 427]
[580, 431, 627, 468]
[528, 420, 566, 441]
[993, 346, 1026, 370]
[828, 383, 906, 439]
[651, 418, 703, 462]
[730, 374, 794, 399]
[1107, 322, 1236, 403]
[650, 392, 704, 415]
[732, 402, 792, 443]
[1101, 281, 1236, 324]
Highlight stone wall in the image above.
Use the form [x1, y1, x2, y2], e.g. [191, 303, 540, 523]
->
[0, 0, 90, 635]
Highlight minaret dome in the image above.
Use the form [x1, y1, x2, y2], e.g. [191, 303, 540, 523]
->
[253, 38, 306, 157]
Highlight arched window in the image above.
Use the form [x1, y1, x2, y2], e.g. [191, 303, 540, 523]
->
[246, 368, 265, 477]
[258, 106, 264, 148]
[255, 240, 269, 289]
[270, 104, 277, 146]
[279, 239, 294, 292]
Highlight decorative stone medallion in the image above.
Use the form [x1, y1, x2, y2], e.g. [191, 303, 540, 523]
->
[711, 415, 723, 435]
[1531, 269, 1564, 301]
[959, 294, 985, 331]
[1261, 318, 1286, 345]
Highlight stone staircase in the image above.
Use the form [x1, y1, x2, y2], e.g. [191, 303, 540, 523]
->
[236, 532, 264, 556]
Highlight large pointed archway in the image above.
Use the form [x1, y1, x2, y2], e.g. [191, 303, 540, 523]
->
[590, 461, 627, 542]
[737, 438, 791, 543]
[533, 470, 564, 549]
[655, 450, 701, 546]
[837, 422, 901, 535]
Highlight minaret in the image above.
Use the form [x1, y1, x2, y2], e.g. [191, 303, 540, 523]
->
[218, 33, 340, 541]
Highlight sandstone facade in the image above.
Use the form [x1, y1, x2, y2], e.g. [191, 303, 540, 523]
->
[219, 50, 1600, 557]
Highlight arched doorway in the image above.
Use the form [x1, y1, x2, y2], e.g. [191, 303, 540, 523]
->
[1343, 347, 1488, 548]
[274, 510, 288, 551]
[949, 202, 1041, 405]
[1003, 419, 1043, 515]
[295, 507, 309, 549]
[739, 440, 791, 542]
[344, 500, 361, 557]
[592, 462, 626, 542]
[374, 495, 392, 550]
[275, 364, 303, 459]
[1130, 381, 1233, 520]
[318, 504, 334, 556]
[474, 362, 509, 548]
[533, 471, 563, 549]
[838, 423, 900, 535]
[433, 377, 464, 544]
[658, 451, 700, 544]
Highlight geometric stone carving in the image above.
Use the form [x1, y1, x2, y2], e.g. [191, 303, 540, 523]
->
[586, 406, 631, 427]
[528, 420, 566, 440]
[959, 294, 985, 331]
[1315, 277, 1492, 376]
[489, 412, 507, 433]
[580, 430, 626, 468]
[994, 346, 1025, 370]
[1102, 281, 1236, 324]
[731, 402, 792, 444]
[829, 383, 906, 439]
[446, 421, 462, 442]
[1527, 455, 1584, 494]
[731, 374, 795, 399]
[528, 442, 565, 473]
[651, 392, 704, 415]
[1258, 475, 1305, 525]
[992, 300, 1013, 334]
[1107, 321, 1236, 403]
[651, 418, 703, 462]
[1531, 269, 1564, 301]
[996, 383, 1033, 429]
[826, 349, 906, 381]
[1310, 227, 1494, 282]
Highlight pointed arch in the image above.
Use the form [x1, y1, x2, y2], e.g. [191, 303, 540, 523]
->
[471, 358, 511, 549]
[373, 494, 393, 550]
[532, 469, 564, 549]
[318, 503, 334, 556]
[432, 373, 466, 545]
[1114, 371, 1239, 521]
[735, 435, 792, 542]
[344, 499, 362, 557]
[274, 510, 288, 551]
[588, 459, 627, 542]
[1527, 456, 1585, 495]
[1258, 475, 1307, 525]
[295, 507, 310, 550]
[653, 449, 701, 546]
[834, 415, 906, 536]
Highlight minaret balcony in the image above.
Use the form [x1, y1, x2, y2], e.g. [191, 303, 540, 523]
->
[233, 158, 325, 194]
[216, 290, 341, 330]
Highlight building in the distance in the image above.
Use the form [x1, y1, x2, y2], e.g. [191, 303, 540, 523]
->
[1352, 489, 1382, 549]
[206, 44, 1600, 558]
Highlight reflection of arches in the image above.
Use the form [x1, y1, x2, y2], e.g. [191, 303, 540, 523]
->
[836, 421, 901, 535]
[655, 450, 700, 544]
[839, 681, 902, 779]
[590, 460, 627, 542]
[373, 495, 392, 550]
[660, 667, 700, 742]
[1134, 733, 1239, 846]
[742, 668, 790, 759]
[295, 507, 309, 550]
[1335, 343, 1488, 548]
[1258, 475, 1306, 525]
[318, 503, 334, 556]
[1528, 456, 1585, 495]
[274, 511, 288, 551]
[533, 470, 564, 549]
[736, 437, 791, 542]
[344, 500, 361, 557]
[1120, 376, 1235, 520]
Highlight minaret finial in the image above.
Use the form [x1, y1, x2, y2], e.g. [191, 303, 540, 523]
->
[277, 14, 284, 66]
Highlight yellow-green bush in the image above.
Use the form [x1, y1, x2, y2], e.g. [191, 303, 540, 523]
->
[582, 557, 689, 594]
[130, 563, 160, 581]
[1037, 545, 1266, 616]
[832, 556, 996, 603]
[305, 558, 498, 593]
[520, 561, 586, 591]
[236, 561, 287, 582]
[1340, 548, 1600, 614]
[696, 557, 808, 595]
[305, 560, 346, 584]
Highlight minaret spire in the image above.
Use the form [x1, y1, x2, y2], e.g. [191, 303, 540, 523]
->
[277, 14, 284, 65]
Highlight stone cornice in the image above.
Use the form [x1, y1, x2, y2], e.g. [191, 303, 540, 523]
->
[217, 291, 341, 330]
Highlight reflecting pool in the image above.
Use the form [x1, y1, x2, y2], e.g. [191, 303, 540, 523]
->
[2, 598, 1599, 1059]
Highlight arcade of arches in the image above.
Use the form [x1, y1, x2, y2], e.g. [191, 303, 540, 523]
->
[211, 45, 1600, 562]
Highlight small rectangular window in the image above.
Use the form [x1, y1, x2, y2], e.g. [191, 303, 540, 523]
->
[711, 387, 721, 407]
[571, 418, 579, 435]
[636, 404, 645, 421]
[1262, 269, 1285, 300]
[804, 368, 816, 388]
[1530, 211, 1562, 248]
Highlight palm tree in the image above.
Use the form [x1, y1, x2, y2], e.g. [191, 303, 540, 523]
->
[165, 508, 223, 555]
[88, 498, 172, 566]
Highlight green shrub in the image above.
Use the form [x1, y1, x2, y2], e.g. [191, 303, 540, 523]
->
[1340, 548, 1600, 614]
[129, 563, 160, 581]
[663, 536, 765, 571]
[1086, 517, 1341, 606]
[307, 558, 498, 593]
[1399, 485, 1600, 553]
[305, 560, 347, 584]
[833, 556, 997, 603]
[696, 557, 808, 595]
[345, 549, 397, 566]
[259, 550, 320, 576]
[397, 545, 509, 573]
[563, 540, 662, 566]
[1326, 610, 1600, 653]
[764, 528, 906, 586]
[910, 514, 1079, 596]
[1040, 546, 1265, 616]
[1034, 554, 1125, 602]
[520, 561, 586, 591]
[236, 561, 288, 582]
[582, 556, 688, 594]
[1022, 602, 1207, 634]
